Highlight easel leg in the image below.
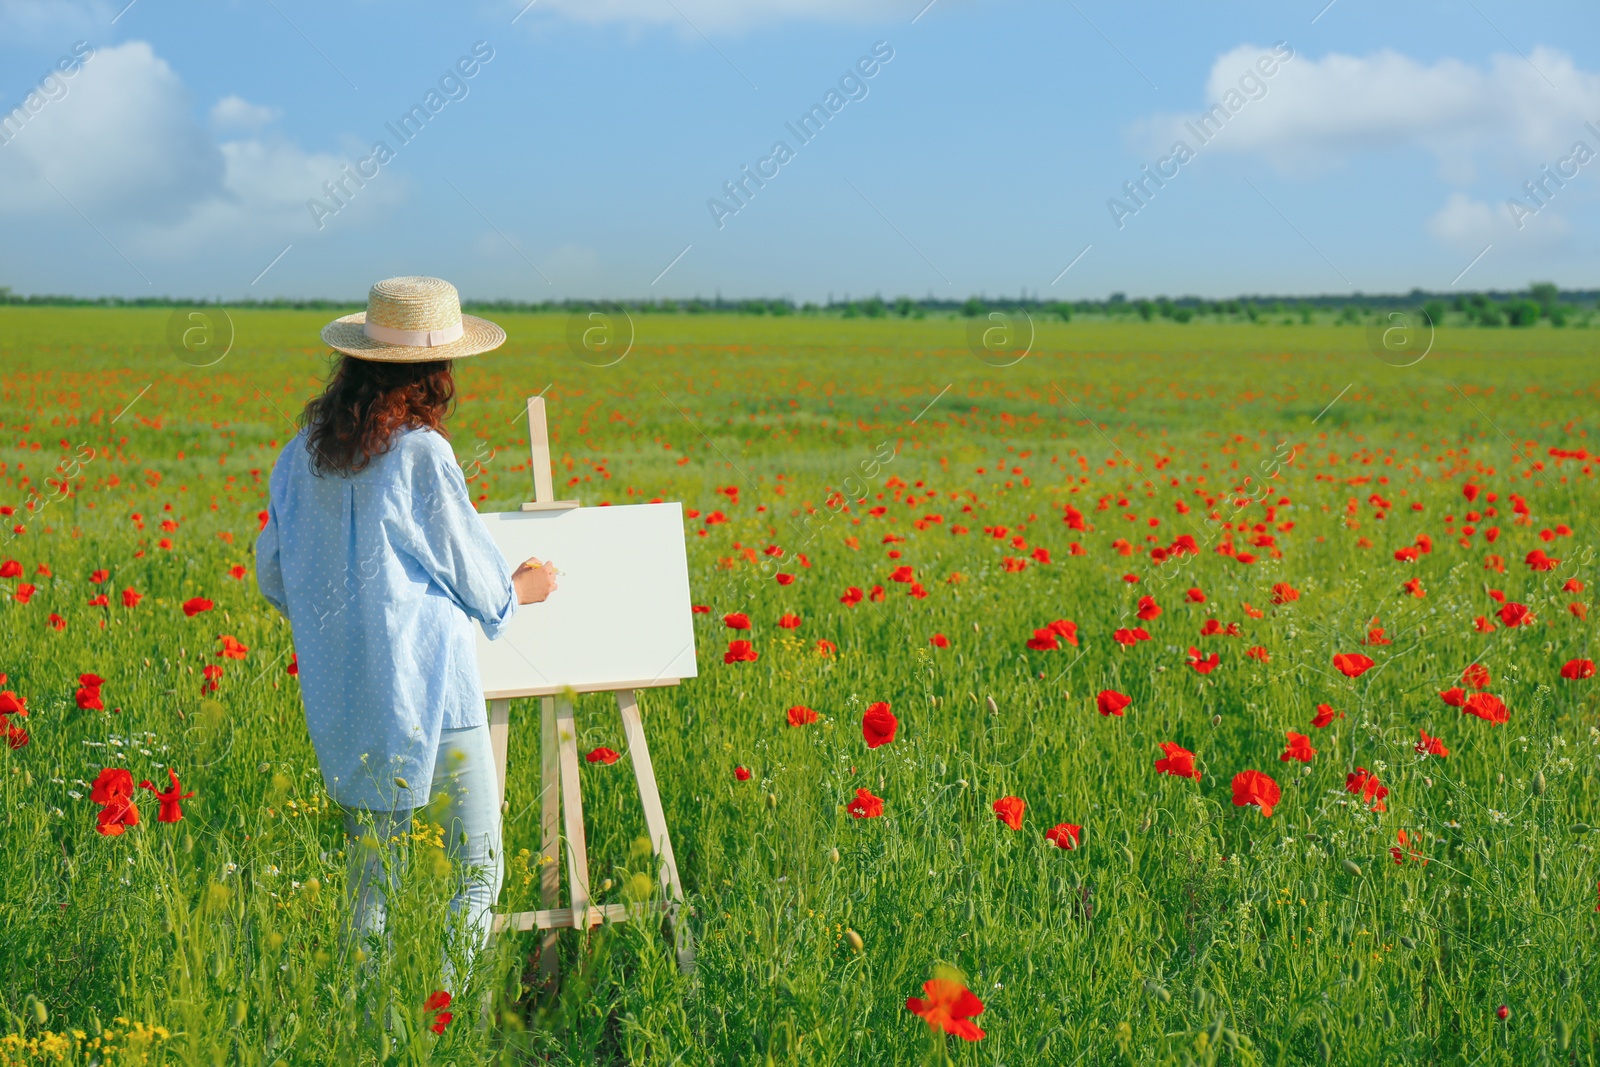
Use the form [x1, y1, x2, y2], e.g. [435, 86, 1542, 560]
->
[617, 690, 695, 973]
[554, 695, 593, 927]
[488, 699, 511, 812]
[538, 696, 561, 985]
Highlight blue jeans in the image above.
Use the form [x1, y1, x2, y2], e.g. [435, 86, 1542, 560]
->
[341, 723, 503, 989]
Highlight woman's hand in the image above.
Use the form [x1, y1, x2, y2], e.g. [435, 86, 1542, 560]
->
[513, 557, 558, 605]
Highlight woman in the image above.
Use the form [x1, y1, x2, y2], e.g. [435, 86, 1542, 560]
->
[255, 276, 555, 981]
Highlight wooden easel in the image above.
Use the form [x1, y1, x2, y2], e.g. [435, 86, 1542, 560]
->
[485, 396, 694, 982]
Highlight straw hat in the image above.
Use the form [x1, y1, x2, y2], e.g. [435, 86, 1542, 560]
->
[320, 276, 506, 362]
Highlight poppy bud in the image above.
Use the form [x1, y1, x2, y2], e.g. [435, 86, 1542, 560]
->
[1399, 935, 1416, 949]
[1191, 986, 1208, 1011]
[1210, 715, 1222, 727]
[1571, 823, 1591, 834]
[257, 762, 270, 774]
[845, 928, 864, 953]
[986, 695, 998, 715]
[394, 776, 410, 790]
[29, 997, 47, 1025]
[1121, 846, 1136, 867]
[600, 878, 614, 892]
[827, 847, 839, 864]
[1382, 1007, 1396, 1028]
[765, 792, 777, 809]
[1532, 771, 1546, 795]
[1342, 859, 1362, 877]
[234, 1000, 248, 1025]
[1556, 1020, 1572, 1049]
[1496, 1005, 1509, 1021]
[1305, 832, 1322, 842]
[1316, 1036, 1332, 1061]
[305, 877, 320, 899]
[1143, 980, 1170, 1003]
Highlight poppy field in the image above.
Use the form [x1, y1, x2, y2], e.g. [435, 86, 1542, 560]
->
[0, 307, 1597, 1066]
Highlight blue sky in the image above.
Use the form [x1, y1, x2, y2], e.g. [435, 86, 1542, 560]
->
[1, 0, 1598, 302]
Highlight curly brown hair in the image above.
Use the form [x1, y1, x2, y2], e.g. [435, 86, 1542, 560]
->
[300, 355, 455, 476]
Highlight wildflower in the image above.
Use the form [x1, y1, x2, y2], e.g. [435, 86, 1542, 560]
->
[840, 586, 863, 606]
[846, 788, 884, 819]
[723, 640, 758, 664]
[906, 973, 986, 1041]
[1154, 742, 1200, 780]
[929, 633, 949, 648]
[1231, 770, 1280, 817]
[1462, 692, 1508, 724]
[1346, 767, 1389, 811]
[1136, 595, 1162, 621]
[1415, 730, 1449, 757]
[584, 747, 620, 765]
[1096, 690, 1132, 717]
[1280, 731, 1316, 763]
[861, 702, 898, 748]
[138, 768, 195, 822]
[1045, 822, 1081, 850]
[1560, 659, 1595, 680]
[1461, 663, 1491, 690]
[786, 706, 818, 727]
[1311, 704, 1343, 728]
[992, 796, 1025, 830]
[723, 612, 751, 630]
[424, 990, 453, 1034]
[1333, 653, 1376, 678]
[1186, 647, 1220, 674]
[181, 597, 214, 617]
[1497, 602, 1533, 627]
[733, 766, 751, 781]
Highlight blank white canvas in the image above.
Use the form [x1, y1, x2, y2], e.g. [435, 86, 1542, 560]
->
[473, 503, 699, 698]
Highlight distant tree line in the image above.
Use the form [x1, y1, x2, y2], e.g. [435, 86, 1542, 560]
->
[0, 282, 1592, 326]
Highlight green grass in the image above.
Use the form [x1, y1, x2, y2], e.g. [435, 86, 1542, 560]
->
[0, 308, 1596, 1065]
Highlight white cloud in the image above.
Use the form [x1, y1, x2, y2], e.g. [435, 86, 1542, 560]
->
[1135, 44, 1600, 178]
[518, 0, 913, 31]
[210, 95, 280, 132]
[1426, 191, 1570, 254]
[0, 40, 405, 263]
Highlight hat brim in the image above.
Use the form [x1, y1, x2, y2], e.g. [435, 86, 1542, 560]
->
[320, 312, 507, 362]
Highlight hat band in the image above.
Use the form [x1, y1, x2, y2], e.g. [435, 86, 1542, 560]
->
[363, 319, 464, 347]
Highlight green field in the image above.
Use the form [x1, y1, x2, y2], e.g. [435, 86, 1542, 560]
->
[0, 307, 1596, 1065]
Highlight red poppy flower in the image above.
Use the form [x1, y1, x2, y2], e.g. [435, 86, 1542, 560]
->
[1246, 645, 1270, 663]
[840, 586, 863, 606]
[286, 654, 299, 676]
[201, 664, 224, 693]
[929, 633, 949, 648]
[1564, 578, 1585, 593]
[1310, 703, 1343, 728]
[1279, 731, 1316, 763]
[889, 565, 914, 583]
[1271, 582, 1300, 605]
[691, 604, 711, 614]
[0, 560, 19, 578]
[777, 613, 802, 630]
[1001, 556, 1028, 573]
[992, 795, 1025, 830]
[906, 977, 985, 1041]
[1560, 658, 1596, 680]
[775, 573, 796, 586]
[1136, 595, 1161, 621]
[1462, 692, 1508, 724]
[1346, 767, 1388, 811]
[47, 613, 66, 630]
[13, 583, 35, 604]
[1525, 549, 1560, 571]
[86, 594, 109, 608]
[786, 705, 818, 727]
[0, 691, 26, 717]
[1363, 626, 1392, 645]
[1497, 602, 1533, 627]
[121, 588, 143, 608]
[1096, 690, 1132, 716]
[75, 685, 104, 711]
[723, 612, 751, 630]
[1231, 770, 1281, 817]
[1026, 628, 1060, 651]
[181, 597, 214, 617]
[90, 568, 110, 583]
[724, 640, 759, 664]
[1333, 653, 1375, 678]
[846, 788, 884, 819]
[228, 564, 247, 580]
[585, 747, 621, 764]
[1045, 822, 1081, 850]
[91, 767, 133, 804]
[868, 585, 886, 602]
[1186, 587, 1206, 602]
[95, 794, 140, 836]
[1031, 547, 1051, 564]
[1415, 730, 1449, 757]
[1154, 741, 1200, 780]
[424, 990, 453, 1034]
[1046, 619, 1079, 645]
[1186, 647, 1220, 674]
[1112, 627, 1151, 647]
[1473, 615, 1494, 633]
[862, 702, 898, 748]
[814, 639, 837, 657]
[1438, 687, 1467, 708]
[138, 768, 195, 822]
[1460, 663, 1490, 690]
[216, 635, 249, 660]
[734, 765, 751, 781]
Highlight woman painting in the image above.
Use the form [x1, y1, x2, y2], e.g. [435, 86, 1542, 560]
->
[255, 276, 555, 981]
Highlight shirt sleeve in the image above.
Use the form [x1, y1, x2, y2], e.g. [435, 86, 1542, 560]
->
[391, 433, 519, 640]
[254, 499, 288, 616]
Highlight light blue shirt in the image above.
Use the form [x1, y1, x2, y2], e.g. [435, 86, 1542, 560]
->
[255, 426, 517, 811]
